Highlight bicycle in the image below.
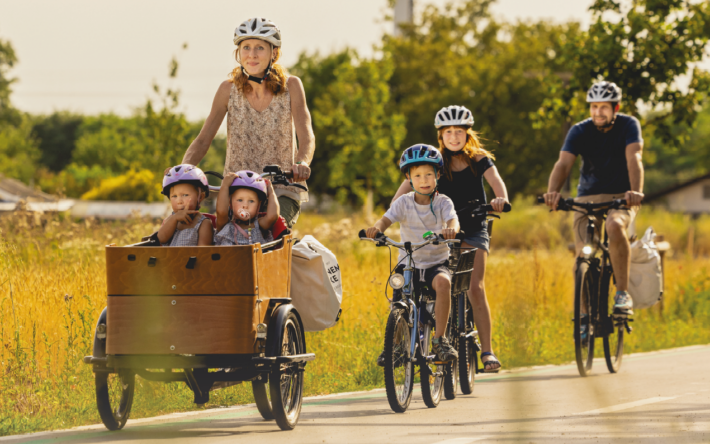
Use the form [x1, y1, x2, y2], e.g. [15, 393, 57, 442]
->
[447, 200, 511, 396]
[358, 230, 460, 412]
[537, 197, 633, 377]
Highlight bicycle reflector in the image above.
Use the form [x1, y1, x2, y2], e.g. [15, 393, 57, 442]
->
[389, 273, 405, 290]
[582, 245, 593, 255]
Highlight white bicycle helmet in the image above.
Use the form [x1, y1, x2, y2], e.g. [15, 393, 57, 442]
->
[434, 105, 474, 128]
[587, 81, 622, 103]
[234, 18, 282, 47]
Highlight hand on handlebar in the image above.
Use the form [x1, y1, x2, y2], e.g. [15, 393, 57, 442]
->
[625, 190, 644, 207]
[363, 227, 383, 239]
[440, 227, 457, 239]
[542, 191, 562, 211]
[291, 162, 311, 182]
[489, 197, 509, 213]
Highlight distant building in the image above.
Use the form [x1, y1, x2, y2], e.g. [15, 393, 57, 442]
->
[0, 174, 56, 203]
[394, 0, 413, 37]
[645, 173, 710, 215]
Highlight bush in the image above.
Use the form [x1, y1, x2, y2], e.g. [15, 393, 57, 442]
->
[81, 169, 163, 202]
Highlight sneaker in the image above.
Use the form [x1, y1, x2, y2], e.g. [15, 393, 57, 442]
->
[376, 349, 385, 367]
[614, 291, 634, 316]
[432, 336, 458, 363]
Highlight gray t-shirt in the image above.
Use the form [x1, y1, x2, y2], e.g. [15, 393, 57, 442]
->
[384, 193, 458, 268]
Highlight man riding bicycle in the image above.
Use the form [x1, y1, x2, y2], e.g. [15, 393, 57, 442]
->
[543, 81, 644, 316]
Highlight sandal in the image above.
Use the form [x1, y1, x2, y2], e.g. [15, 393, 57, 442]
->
[481, 352, 502, 373]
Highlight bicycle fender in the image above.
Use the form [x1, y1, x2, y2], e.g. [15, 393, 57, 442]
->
[266, 304, 307, 357]
[391, 300, 409, 313]
[92, 307, 108, 359]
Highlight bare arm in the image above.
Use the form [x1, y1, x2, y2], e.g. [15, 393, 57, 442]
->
[365, 216, 393, 239]
[442, 218, 460, 239]
[543, 151, 577, 210]
[260, 180, 280, 230]
[197, 219, 214, 246]
[391, 180, 412, 205]
[215, 172, 237, 232]
[625, 142, 644, 206]
[288, 76, 315, 182]
[181, 81, 231, 166]
[482, 166, 509, 212]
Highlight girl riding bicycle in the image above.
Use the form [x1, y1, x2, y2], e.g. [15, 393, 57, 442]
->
[392, 105, 509, 373]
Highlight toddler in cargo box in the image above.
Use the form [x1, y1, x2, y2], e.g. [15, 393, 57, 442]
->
[214, 170, 279, 246]
[157, 164, 214, 246]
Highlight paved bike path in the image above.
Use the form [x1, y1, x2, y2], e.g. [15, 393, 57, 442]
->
[2, 344, 709, 443]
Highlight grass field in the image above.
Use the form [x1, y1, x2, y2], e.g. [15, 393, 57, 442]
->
[1, 203, 709, 436]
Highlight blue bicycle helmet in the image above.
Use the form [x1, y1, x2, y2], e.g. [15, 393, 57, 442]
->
[399, 144, 444, 173]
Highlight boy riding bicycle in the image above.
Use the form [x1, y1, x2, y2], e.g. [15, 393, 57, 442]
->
[364, 144, 460, 363]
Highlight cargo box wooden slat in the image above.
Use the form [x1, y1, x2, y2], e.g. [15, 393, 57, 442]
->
[106, 237, 293, 355]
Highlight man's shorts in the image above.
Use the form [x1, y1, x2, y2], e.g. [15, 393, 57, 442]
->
[463, 228, 490, 253]
[392, 262, 451, 302]
[278, 196, 301, 228]
[573, 193, 639, 256]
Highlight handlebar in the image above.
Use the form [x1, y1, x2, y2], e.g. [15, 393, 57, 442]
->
[206, 165, 307, 192]
[536, 196, 628, 212]
[457, 200, 512, 219]
[357, 229, 461, 248]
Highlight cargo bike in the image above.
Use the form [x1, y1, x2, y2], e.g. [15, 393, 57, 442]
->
[83, 166, 315, 431]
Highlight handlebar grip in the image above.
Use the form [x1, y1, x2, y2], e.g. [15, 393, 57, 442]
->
[358, 229, 367, 239]
[502, 203, 512, 213]
[455, 230, 466, 240]
[284, 170, 294, 179]
[537, 196, 545, 204]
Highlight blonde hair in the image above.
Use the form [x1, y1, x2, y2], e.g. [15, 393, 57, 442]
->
[229, 43, 288, 95]
[438, 126, 495, 181]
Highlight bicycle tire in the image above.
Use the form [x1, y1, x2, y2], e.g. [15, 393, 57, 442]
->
[602, 266, 624, 373]
[269, 311, 305, 430]
[458, 295, 476, 394]
[574, 262, 595, 377]
[95, 369, 135, 431]
[384, 307, 414, 413]
[420, 319, 444, 408]
[251, 378, 274, 420]
[443, 294, 458, 400]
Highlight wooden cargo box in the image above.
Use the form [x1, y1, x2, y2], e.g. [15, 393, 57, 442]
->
[105, 237, 292, 355]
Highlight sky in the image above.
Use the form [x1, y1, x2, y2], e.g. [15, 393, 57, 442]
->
[0, 0, 597, 123]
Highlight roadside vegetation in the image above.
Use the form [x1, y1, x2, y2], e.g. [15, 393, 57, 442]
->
[1, 206, 709, 436]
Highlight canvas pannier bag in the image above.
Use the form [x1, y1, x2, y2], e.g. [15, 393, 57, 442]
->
[628, 227, 663, 309]
[290, 235, 343, 331]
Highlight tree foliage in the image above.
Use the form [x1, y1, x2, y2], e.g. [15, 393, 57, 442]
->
[311, 53, 407, 206]
[0, 35, 19, 125]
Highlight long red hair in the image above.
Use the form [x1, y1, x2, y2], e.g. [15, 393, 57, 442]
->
[437, 126, 495, 181]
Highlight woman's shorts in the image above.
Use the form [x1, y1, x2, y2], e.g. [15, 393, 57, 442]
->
[463, 229, 490, 253]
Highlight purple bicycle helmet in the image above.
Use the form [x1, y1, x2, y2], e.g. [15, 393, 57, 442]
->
[229, 170, 268, 202]
[162, 164, 210, 197]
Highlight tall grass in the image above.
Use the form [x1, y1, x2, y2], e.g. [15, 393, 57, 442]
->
[1, 203, 709, 436]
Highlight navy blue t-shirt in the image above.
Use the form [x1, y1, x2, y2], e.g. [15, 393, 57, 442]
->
[561, 114, 642, 196]
[437, 157, 494, 234]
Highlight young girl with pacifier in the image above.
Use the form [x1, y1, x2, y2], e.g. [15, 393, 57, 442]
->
[214, 170, 279, 246]
[158, 164, 214, 246]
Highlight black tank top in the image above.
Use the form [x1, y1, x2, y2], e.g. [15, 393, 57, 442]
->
[437, 157, 494, 235]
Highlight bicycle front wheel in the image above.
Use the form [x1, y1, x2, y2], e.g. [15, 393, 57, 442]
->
[602, 269, 625, 373]
[458, 295, 476, 394]
[384, 307, 414, 413]
[420, 304, 444, 408]
[574, 262, 595, 377]
[443, 294, 458, 400]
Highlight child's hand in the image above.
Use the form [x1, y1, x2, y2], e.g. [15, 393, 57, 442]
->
[223, 172, 238, 184]
[265, 179, 274, 198]
[174, 209, 200, 224]
[365, 227, 382, 239]
[441, 227, 457, 240]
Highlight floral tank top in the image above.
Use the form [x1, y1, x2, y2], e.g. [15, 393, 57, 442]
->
[225, 81, 308, 202]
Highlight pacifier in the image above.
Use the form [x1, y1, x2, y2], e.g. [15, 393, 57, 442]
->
[237, 209, 251, 220]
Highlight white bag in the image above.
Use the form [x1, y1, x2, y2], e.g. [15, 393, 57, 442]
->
[628, 227, 663, 309]
[290, 235, 343, 331]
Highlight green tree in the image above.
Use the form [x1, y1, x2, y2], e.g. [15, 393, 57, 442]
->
[382, 0, 579, 195]
[31, 112, 85, 172]
[0, 35, 19, 125]
[312, 53, 407, 210]
[536, 0, 710, 146]
[0, 116, 40, 184]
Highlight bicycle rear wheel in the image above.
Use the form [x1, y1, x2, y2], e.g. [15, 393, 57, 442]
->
[457, 295, 476, 394]
[602, 268, 624, 373]
[420, 315, 444, 408]
[574, 262, 595, 377]
[384, 307, 414, 413]
[443, 295, 458, 400]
